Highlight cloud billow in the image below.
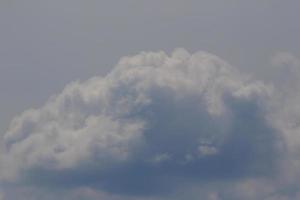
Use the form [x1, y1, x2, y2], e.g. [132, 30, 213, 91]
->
[0, 49, 285, 199]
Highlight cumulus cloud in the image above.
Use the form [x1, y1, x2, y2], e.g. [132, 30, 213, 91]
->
[268, 52, 300, 194]
[0, 49, 297, 199]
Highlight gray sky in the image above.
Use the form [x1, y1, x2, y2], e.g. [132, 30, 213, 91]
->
[1, 1, 300, 199]
[1, 0, 299, 133]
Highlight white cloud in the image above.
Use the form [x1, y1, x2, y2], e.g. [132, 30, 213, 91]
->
[0, 49, 295, 199]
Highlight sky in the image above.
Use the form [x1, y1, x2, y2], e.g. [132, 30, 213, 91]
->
[0, 0, 300, 199]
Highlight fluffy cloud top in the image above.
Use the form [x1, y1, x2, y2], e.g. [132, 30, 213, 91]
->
[0, 49, 293, 199]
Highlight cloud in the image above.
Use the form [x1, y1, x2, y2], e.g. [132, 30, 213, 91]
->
[0, 49, 292, 199]
[271, 52, 300, 68]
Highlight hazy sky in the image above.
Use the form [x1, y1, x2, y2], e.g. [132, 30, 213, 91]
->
[1, 0, 299, 132]
[1, 1, 300, 199]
